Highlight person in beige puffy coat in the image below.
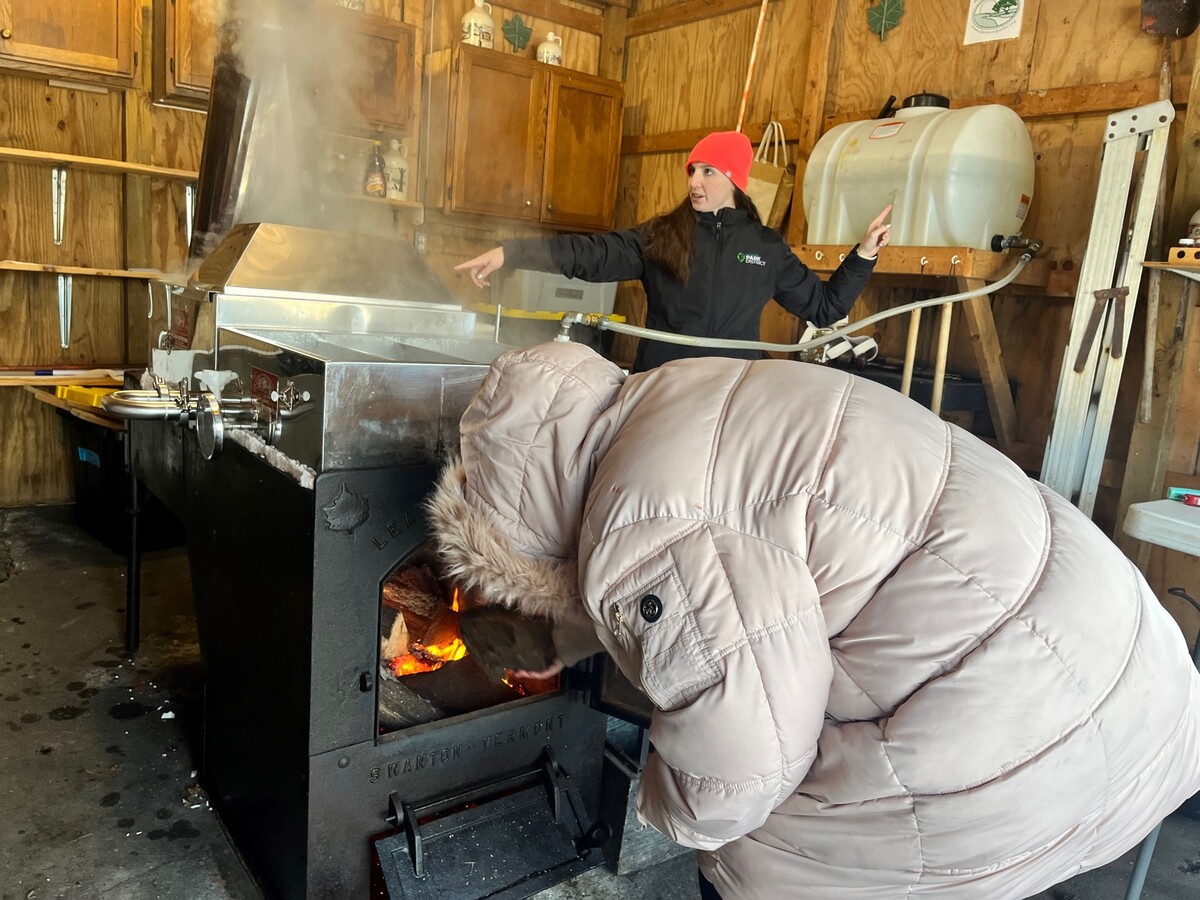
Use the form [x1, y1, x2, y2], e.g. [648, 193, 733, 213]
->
[427, 340, 1200, 899]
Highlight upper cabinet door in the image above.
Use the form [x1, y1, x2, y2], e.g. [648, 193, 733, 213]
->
[449, 46, 547, 222]
[542, 71, 623, 231]
[0, 0, 138, 84]
[333, 10, 415, 133]
[155, 0, 215, 106]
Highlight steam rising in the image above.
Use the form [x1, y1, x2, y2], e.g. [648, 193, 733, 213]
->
[188, 0, 377, 264]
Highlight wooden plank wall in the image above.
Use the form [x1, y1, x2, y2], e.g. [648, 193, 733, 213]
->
[0, 0, 411, 507]
[0, 0, 204, 506]
[4, 0, 1200, 642]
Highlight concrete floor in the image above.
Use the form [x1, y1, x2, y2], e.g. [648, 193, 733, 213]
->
[1, 504, 1197, 900]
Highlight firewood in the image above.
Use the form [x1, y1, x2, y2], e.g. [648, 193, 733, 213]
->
[381, 564, 443, 618]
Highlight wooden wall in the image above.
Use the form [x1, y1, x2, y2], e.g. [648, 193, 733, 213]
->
[0, 23, 204, 505]
[0, 0, 409, 507]
[3, 0, 1199, 643]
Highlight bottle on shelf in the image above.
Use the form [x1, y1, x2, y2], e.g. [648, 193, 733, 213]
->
[536, 33, 563, 66]
[382, 139, 410, 201]
[461, 0, 495, 49]
[364, 141, 387, 198]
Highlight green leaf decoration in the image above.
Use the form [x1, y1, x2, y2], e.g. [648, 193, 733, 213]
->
[503, 14, 532, 52]
[867, 0, 905, 42]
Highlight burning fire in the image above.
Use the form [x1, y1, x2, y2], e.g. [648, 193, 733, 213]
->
[387, 588, 468, 677]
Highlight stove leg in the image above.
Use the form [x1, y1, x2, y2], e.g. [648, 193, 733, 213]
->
[124, 432, 142, 656]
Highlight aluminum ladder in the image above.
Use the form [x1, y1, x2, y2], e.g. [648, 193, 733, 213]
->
[1041, 100, 1175, 515]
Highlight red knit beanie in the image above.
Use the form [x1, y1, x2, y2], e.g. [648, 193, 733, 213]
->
[686, 131, 753, 192]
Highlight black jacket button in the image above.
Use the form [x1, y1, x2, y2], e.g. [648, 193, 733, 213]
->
[639, 594, 663, 622]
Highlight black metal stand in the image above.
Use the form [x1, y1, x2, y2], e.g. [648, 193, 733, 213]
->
[123, 429, 142, 656]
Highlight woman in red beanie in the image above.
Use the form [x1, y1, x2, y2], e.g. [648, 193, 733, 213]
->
[455, 129, 891, 371]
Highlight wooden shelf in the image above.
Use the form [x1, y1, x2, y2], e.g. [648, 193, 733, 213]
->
[0, 260, 165, 280]
[3, 371, 125, 387]
[325, 191, 424, 212]
[1145, 248, 1200, 284]
[796, 244, 1071, 295]
[24, 385, 124, 430]
[0, 146, 198, 181]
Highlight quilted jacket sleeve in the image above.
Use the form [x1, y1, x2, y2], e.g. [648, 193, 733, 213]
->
[594, 529, 834, 851]
[772, 238, 874, 327]
[502, 230, 646, 283]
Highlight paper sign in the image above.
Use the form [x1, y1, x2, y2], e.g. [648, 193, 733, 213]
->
[964, 0, 1024, 45]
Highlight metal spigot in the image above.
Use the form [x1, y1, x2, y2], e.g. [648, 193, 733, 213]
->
[991, 233, 1045, 255]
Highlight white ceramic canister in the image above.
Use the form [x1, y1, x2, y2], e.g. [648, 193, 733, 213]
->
[461, 0, 495, 49]
[802, 94, 1036, 250]
[536, 32, 563, 66]
[382, 139, 409, 201]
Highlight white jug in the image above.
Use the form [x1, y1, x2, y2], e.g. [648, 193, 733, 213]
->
[536, 32, 563, 66]
[382, 139, 409, 201]
[461, 0, 494, 49]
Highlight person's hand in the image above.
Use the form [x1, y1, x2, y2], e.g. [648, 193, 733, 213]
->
[857, 204, 893, 259]
[509, 657, 565, 680]
[454, 247, 505, 288]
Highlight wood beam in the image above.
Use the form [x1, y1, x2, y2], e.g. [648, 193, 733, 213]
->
[625, 0, 780, 38]
[505, 0, 605, 35]
[957, 277, 1018, 455]
[824, 74, 1194, 130]
[621, 119, 800, 155]
[123, 0, 155, 367]
[598, 3, 629, 82]
[786, 0, 839, 245]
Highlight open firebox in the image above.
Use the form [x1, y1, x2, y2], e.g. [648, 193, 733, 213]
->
[146, 445, 617, 900]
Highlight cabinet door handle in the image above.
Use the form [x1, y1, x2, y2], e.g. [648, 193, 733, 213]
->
[547, 203, 554, 212]
[1, 28, 12, 40]
[525, 200, 532, 207]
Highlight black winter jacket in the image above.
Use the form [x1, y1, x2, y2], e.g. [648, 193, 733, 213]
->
[503, 207, 875, 371]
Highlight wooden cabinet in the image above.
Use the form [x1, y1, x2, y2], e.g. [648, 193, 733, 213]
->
[436, 44, 623, 231]
[0, 0, 139, 85]
[330, 9, 415, 133]
[152, 3, 414, 133]
[154, 0, 215, 106]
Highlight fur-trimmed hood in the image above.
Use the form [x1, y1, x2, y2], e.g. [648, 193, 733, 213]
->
[426, 342, 625, 624]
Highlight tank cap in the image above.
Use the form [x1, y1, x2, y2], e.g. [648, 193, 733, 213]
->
[902, 93, 951, 109]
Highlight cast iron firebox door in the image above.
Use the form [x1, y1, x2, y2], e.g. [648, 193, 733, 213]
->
[374, 745, 611, 899]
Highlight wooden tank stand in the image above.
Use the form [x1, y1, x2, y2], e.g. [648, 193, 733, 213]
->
[795, 244, 1070, 456]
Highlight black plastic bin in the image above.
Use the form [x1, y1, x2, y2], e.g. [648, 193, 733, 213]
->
[59, 411, 184, 555]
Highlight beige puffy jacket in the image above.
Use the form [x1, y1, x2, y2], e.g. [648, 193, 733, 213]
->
[428, 341, 1200, 899]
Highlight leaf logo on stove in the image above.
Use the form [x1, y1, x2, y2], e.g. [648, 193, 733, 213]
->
[322, 483, 370, 533]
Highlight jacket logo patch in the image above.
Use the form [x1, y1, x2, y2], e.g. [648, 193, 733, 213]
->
[737, 252, 767, 267]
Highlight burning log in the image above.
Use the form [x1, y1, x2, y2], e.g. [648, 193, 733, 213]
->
[381, 564, 444, 618]
[381, 564, 468, 676]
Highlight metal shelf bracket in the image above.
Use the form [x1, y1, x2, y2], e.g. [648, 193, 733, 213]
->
[57, 273, 73, 349]
[51, 165, 67, 246]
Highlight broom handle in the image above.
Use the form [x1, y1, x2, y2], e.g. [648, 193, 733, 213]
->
[735, 0, 771, 133]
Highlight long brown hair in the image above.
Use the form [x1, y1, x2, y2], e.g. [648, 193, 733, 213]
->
[641, 187, 762, 283]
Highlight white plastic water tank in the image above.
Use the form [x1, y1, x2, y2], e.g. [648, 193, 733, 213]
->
[802, 94, 1035, 250]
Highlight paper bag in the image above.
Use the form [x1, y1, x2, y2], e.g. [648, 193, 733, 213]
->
[745, 121, 796, 231]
